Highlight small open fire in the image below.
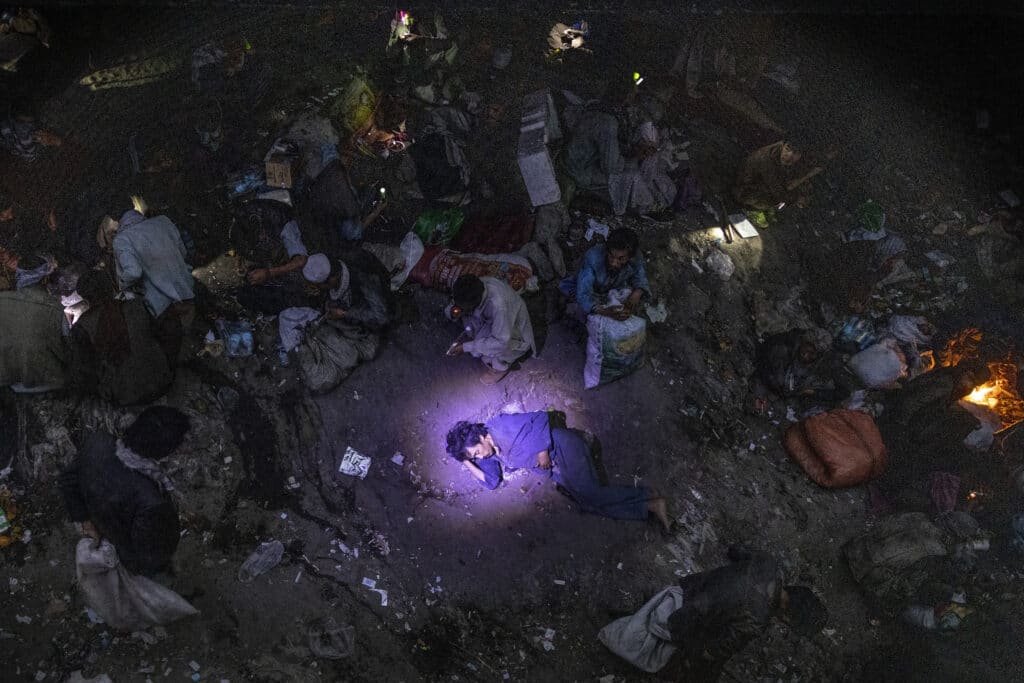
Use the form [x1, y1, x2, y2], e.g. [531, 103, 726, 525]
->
[962, 362, 1024, 432]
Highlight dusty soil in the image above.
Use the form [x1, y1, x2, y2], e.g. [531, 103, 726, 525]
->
[2, 6, 1024, 683]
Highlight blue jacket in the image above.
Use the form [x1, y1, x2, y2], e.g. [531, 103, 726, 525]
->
[559, 244, 650, 314]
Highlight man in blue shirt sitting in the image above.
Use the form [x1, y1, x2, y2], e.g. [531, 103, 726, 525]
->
[559, 227, 649, 323]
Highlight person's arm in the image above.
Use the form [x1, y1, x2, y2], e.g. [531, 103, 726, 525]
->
[575, 254, 599, 315]
[462, 299, 513, 357]
[785, 166, 824, 192]
[462, 458, 503, 490]
[113, 235, 142, 289]
[598, 116, 626, 176]
[58, 457, 90, 523]
[361, 200, 387, 229]
[251, 220, 309, 284]
[623, 256, 651, 313]
[126, 502, 179, 576]
[68, 325, 99, 392]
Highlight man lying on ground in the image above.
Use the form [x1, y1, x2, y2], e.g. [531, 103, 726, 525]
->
[600, 546, 826, 675]
[445, 411, 670, 529]
[447, 274, 535, 384]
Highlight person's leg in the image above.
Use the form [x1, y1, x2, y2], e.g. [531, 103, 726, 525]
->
[549, 428, 651, 521]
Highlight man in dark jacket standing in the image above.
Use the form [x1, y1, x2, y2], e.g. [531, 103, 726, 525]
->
[59, 406, 190, 576]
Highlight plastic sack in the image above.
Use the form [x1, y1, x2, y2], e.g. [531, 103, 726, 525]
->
[849, 338, 907, 388]
[412, 208, 464, 246]
[598, 586, 683, 673]
[363, 232, 425, 291]
[410, 248, 537, 292]
[704, 248, 735, 281]
[75, 538, 198, 631]
[843, 512, 946, 598]
[298, 320, 379, 394]
[783, 409, 888, 488]
[888, 315, 934, 345]
[333, 74, 377, 134]
[585, 314, 646, 389]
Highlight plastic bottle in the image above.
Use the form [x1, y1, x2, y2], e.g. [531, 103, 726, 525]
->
[238, 540, 285, 582]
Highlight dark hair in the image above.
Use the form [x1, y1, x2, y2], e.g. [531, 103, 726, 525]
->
[445, 421, 488, 461]
[76, 269, 115, 305]
[452, 274, 485, 311]
[123, 406, 191, 460]
[783, 585, 827, 637]
[606, 228, 639, 255]
[374, 95, 406, 132]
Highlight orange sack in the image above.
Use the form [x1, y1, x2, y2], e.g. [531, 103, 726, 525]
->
[783, 409, 888, 488]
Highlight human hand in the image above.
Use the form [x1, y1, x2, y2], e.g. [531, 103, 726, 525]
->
[600, 306, 630, 321]
[247, 268, 269, 285]
[537, 451, 553, 470]
[327, 307, 347, 320]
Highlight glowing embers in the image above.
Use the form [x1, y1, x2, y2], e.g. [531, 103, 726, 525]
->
[963, 362, 1024, 432]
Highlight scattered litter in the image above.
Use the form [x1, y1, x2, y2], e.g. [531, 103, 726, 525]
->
[786, 406, 798, 423]
[339, 447, 371, 479]
[85, 607, 104, 624]
[704, 248, 735, 281]
[390, 453, 405, 466]
[538, 627, 556, 651]
[371, 589, 388, 606]
[925, 250, 955, 269]
[188, 661, 201, 672]
[238, 541, 285, 582]
[286, 476, 300, 491]
[307, 617, 355, 659]
[644, 301, 668, 323]
[584, 218, 610, 242]
[361, 577, 377, 589]
[15, 615, 31, 625]
[553, 579, 566, 586]
[728, 214, 759, 239]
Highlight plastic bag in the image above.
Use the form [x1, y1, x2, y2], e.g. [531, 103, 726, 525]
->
[412, 208, 464, 246]
[848, 338, 907, 389]
[76, 539, 198, 631]
[584, 314, 646, 389]
[704, 248, 735, 281]
[215, 319, 254, 357]
[333, 74, 377, 134]
[298, 320, 379, 394]
[598, 586, 683, 673]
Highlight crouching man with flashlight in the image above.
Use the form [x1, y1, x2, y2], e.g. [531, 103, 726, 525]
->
[446, 274, 535, 385]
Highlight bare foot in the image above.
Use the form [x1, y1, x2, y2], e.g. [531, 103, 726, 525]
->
[648, 496, 671, 532]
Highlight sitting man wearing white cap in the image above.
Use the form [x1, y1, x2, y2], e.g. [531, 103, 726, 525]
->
[276, 249, 393, 366]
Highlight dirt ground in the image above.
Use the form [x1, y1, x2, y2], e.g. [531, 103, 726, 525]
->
[2, 5, 1024, 683]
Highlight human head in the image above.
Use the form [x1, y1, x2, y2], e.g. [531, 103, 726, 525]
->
[302, 253, 332, 284]
[780, 139, 803, 166]
[452, 274, 485, 311]
[374, 95, 407, 134]
[75, 269, 116, 305]
[445, 421, 492, 462]
[605, 228, 639, 271]
[123, 406, 191, 460]
[780, 585, 827, 637]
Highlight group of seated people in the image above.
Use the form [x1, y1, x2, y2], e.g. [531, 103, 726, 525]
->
[0, 159, 397, 402]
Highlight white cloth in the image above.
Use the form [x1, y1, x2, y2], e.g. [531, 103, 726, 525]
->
[598, 586, 684, 673]
[462, 277, 536, 370]
[115, 439, 175, 494]
[302, 253, 331, 283]
[278, 306, 322, 352]
[76, 538, 198, 631]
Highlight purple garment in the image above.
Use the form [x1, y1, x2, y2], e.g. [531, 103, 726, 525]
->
[485, 411, 553, 470]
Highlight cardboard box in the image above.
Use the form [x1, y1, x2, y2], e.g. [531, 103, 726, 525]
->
[265, 153, 299, 189]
